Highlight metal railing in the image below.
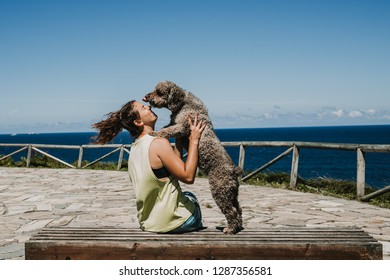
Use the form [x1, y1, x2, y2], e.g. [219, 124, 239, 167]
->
[1, 141, 390, 201]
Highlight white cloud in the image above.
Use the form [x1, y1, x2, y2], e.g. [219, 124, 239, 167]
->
[263, 112, 278, 119]
[331, 109, 344, 117]
[383, 115, 390, 120]
[349, 110, 363, 118]
[209, 106, 390, 128]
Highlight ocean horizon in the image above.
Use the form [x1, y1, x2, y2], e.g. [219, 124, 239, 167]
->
[1, 124, 390, 189]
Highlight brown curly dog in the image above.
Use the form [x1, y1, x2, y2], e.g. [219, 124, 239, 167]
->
[143, 81, 243, 234]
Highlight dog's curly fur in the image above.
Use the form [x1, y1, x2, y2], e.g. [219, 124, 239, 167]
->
[143, 81, 243, 234]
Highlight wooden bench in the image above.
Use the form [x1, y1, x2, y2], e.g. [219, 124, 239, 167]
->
[25, 227, 382, 260]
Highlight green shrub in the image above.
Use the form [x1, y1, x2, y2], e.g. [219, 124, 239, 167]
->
[245, 171, 390, 209]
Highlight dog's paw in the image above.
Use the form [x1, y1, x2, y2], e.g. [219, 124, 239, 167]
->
[148, 131, 158, 137]
[223, 227, 236, 235]
[222, 225, 244, 235]
[223, 226, 241, 235]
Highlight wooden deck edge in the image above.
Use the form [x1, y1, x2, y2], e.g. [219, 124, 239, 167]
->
[25, 226, 383, 260]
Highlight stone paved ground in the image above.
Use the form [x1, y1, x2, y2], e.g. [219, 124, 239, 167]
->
[1, 167, 390, 259]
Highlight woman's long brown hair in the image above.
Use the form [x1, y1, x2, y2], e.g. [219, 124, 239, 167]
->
[91, 100, 142, 144]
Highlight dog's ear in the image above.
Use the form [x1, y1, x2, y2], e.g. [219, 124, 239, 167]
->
[156, 80, 172, 93]
[167, 84, 185, 112]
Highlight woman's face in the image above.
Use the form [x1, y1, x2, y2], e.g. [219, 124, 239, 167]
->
[133, 101, 158, 125]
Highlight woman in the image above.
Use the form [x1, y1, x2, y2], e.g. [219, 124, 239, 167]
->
[92, 100, 206, 233]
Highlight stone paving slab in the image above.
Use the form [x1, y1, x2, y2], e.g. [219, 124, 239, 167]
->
[1, 167, 390, 260]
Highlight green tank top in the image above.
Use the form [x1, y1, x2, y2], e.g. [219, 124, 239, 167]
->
[128, 134, 195, 233]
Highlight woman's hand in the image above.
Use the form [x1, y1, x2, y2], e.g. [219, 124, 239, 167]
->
[188, 113, 206, 145]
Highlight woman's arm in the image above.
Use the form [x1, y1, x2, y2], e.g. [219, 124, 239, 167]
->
[174, 137, 183, 158]
[150, 115, 205, 184]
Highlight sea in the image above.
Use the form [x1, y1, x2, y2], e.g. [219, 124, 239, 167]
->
[1, 125, 390, 189]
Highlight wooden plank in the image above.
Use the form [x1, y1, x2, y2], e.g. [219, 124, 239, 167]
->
[241, 147, 293, 181]
[361, 185, 390, 202]
[0, 146, 28, 161]
[82, 147, 121, 169]
[26, 242, 381, 260]
[25, 227, 382, 260]
[34, 144, 80, 149]
[32, 147, 76, 169]
[360, 144, 390, 153]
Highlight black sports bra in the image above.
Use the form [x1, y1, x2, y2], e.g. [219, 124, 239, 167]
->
[152, 166, 171, 179]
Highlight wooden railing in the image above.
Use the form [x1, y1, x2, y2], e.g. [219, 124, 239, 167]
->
[1, 141, 390, 201]
[0, 143, 131, 170]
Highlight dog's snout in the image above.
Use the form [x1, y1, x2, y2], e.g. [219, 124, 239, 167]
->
[142, 94, 150, 102]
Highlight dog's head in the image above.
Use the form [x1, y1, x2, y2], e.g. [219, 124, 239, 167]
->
[143, 81, 185, 112]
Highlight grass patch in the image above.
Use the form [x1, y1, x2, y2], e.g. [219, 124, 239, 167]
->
[245, 171, 390, 209]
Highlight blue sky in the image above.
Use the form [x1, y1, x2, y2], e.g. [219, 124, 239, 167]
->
[1, 0, 389, 133]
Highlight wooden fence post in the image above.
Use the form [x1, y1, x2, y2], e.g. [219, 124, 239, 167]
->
[238, 144, 245, 174]
[77, 146, 84, 168]
[117, 145, 124, 170]
[26, 145, 32, 168]
[290, 144, 299, 189]
[357, 148, 366, 198]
